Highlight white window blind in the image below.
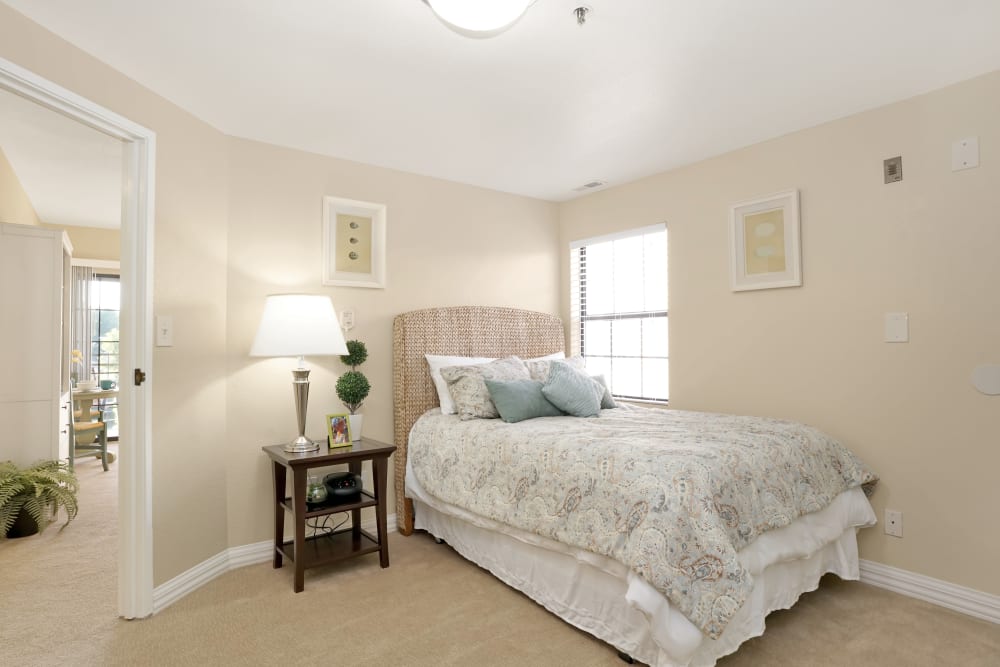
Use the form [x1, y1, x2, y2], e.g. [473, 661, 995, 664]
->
[570, 224, 668, 402]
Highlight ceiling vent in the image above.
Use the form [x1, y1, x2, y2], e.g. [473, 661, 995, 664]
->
[573, 180, 607, 192]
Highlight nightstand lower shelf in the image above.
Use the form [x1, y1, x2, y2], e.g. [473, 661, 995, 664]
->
[277, 528, 381, 569]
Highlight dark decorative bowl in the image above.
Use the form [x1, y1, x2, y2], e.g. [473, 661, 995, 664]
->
[324, 472, 362, 498]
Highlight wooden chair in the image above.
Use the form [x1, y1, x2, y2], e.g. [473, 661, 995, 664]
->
[69, 416, 109, 471]
[74, 408, 102, 421]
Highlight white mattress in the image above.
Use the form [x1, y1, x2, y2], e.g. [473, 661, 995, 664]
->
[406, 462, 876, 666]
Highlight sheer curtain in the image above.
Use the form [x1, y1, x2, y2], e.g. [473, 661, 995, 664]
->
[71, 266, 94, 382]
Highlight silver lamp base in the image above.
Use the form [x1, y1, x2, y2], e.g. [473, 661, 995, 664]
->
[283, 435, 319, 453]
[283, 364, 319, 453]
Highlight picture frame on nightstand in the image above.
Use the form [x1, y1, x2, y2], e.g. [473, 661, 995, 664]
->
[326, 413, 352, 447]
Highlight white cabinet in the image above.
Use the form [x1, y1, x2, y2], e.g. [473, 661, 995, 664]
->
[0, 222, 72, 465]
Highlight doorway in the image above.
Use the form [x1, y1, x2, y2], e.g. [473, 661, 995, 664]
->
[74, 265, 122, 439]
[0, 56, 155, 618]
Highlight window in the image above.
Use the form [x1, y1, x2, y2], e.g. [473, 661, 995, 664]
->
[90, 273, 120, 438]
[570, 224, 668, 402]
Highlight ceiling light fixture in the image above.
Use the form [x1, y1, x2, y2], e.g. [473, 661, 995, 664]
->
[425, 0, 536, 35]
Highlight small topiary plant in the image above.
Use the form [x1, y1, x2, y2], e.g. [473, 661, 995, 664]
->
[336, 340, 370, 414]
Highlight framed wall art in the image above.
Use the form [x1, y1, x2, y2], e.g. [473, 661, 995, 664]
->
[729, 189, 801, 291]
[322, 195, 387, 288]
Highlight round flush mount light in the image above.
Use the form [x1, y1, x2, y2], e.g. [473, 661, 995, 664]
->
[425, 0, 535, 35]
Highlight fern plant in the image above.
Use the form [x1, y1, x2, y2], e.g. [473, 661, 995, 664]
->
[0, 460, 79, 537]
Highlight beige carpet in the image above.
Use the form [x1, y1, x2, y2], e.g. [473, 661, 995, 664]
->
[2, 454, 997, 666]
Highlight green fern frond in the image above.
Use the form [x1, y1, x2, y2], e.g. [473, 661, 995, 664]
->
[0, 476, 26, 507]
[20, 495, 50, 532]
[0, 459, 79, 537]
[0, 493, 25, 536]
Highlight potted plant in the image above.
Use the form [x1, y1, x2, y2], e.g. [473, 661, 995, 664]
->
[0, 460, 79, 538]
[336, 339, 370, 441]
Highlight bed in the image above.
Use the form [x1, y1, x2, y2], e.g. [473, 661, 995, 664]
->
[392, 306, 878, 666]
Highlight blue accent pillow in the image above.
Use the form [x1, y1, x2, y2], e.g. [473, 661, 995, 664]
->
[485, 379, 565, 423]
[541, 361, 602, 417]
[591, 374, 618, 409]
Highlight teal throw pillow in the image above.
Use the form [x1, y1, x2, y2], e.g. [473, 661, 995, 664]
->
[591, 374, 618, 409]
[485, 379, 564, 423]
[541, 361, 602, 417]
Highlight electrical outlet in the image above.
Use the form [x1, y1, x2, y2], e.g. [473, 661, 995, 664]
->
[340, 309, 355, 331]
[884, 509, 903, 538]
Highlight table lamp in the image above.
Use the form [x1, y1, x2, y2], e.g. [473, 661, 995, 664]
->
[250, 294, 348, 452]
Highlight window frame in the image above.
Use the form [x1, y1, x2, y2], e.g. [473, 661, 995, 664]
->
[570, 223, 668, 404]
[89, 271, 121, 439]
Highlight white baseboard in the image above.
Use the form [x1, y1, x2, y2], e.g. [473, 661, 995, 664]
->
[157, 527, 997, 627]
[152, 550, 229, 613]
[226, 540, 273, 570]
[153, 513, 396, 613]
[860, 559, 1000, 624]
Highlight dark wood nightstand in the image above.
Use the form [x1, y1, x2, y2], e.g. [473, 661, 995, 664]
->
[263, 437, 396, 592]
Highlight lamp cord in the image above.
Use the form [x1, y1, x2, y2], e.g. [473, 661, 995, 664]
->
[306, 512, 350, 541]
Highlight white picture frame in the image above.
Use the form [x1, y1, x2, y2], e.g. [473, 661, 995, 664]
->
[729, 189, 801, 291]
[322, 195, 387, 289]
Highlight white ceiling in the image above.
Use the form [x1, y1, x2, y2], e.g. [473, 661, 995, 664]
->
[0, 87, 122, 228]
[4, 0, 1000, 202]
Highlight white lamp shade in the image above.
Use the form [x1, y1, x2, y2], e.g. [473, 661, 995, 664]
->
[427, 0, 533, 33]
[250, 294, 348, 358]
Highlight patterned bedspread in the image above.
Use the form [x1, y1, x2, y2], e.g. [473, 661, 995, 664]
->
[408, 404, 877, 639]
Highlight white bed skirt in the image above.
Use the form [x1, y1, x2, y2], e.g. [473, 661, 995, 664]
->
[406, 466, 876, 666]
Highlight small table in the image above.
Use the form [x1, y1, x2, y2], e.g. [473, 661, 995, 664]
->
[262, 437, 396, 592]
[72, 387, 118, 418]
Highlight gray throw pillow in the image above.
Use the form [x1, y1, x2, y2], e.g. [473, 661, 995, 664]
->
[591, 374, 618, 409]
[541, 360, 602, 417]
[526, 355, 586, 382]
[440, 356, 531, 420]
[485, 379, 564, 423]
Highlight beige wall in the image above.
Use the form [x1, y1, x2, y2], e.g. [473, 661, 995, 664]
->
[40, 223, 121, 261]
[5, 0, 996, 601]
[1, 4, 560, 584]
[2, 143, 122, 261]
[559, 71, 1000, 596]
[224, 138, 560, 546]
[1, 3, 231, 585]
[0, 145, 41, 226]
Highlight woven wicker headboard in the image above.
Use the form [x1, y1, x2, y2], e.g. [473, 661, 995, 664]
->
[392, 306, 565, 534]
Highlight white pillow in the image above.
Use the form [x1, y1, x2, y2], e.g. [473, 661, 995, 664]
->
[426, 354, 494, 414]
[526, 351, 565, 363]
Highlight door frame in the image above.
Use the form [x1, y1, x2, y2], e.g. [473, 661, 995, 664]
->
[0, 56, 155, 619]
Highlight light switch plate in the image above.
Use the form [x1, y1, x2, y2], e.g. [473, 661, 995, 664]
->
[951, 137, 979, 171]
[884, 312, 908, 343]
[155, 315, 174, 347]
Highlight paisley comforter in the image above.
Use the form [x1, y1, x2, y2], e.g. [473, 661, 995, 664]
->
[408, 404, 877, 639]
